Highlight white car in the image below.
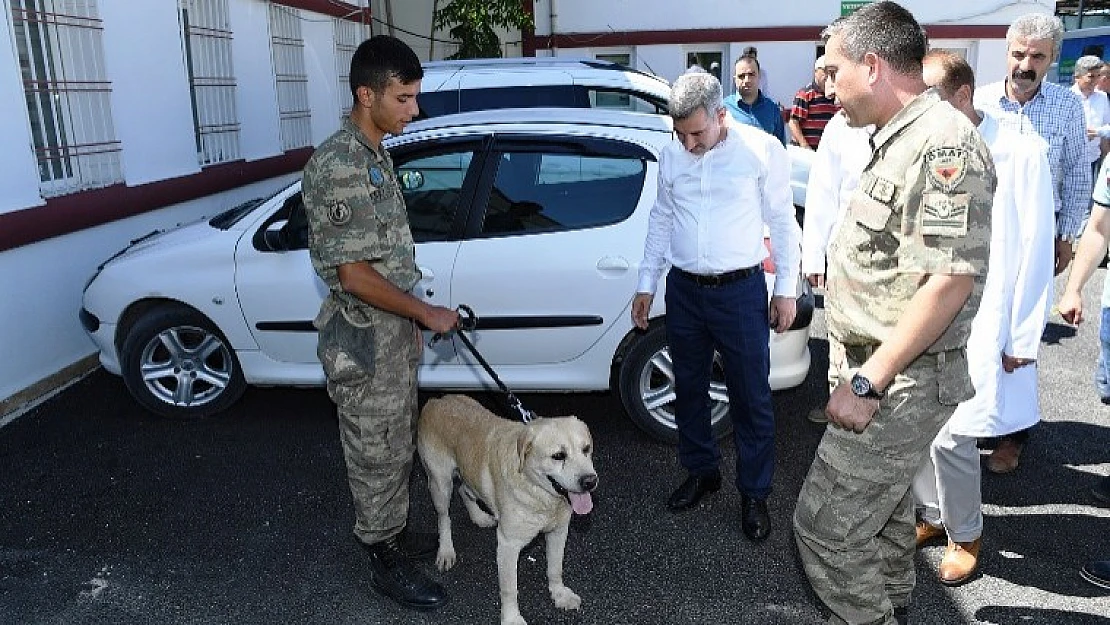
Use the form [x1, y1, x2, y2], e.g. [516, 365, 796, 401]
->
[80, 108, 813, 443]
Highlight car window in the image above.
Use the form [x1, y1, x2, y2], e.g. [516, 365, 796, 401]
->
[481, 146, 646, 237]
[587, 88, 668, 114]
[416, 90, 459, 119]
[459, 85, 582, 111]
[396, 149, 476, 242]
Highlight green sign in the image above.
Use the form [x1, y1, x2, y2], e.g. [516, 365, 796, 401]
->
[841, 1, 871, 16]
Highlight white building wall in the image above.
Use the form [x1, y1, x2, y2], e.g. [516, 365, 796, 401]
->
[0, 9, 47, 215]
[100, 1, 200, 186]
[232, 0, 283, 161]
[539, 0, 1054, 32]
[303, 17, 341, 146]
[545, 0, 1052, 107]
[0, 0, 352, 409]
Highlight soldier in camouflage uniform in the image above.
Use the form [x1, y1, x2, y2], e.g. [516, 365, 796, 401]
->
[301, 35, 458, 611]
[791, 4, 995, 624]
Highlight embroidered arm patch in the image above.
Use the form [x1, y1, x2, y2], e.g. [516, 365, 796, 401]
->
[924, 147, 968, 192]
[920, 192, 969, 237]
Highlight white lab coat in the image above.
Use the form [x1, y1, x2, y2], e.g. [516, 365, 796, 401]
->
[800, 111, 873, 276]
[948, 111, 1056, 437]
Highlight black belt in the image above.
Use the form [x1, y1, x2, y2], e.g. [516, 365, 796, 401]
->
[672, 264, 761, 287]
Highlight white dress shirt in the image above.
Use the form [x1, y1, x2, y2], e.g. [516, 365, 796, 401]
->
[800, 111, 873, 276]
[638, 118, 801, 297]
[1071, 83, 1110, 163]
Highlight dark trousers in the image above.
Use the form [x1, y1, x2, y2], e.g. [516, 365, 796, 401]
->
[664, 267, 775, 499]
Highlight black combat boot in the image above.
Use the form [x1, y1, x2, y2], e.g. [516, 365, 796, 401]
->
[393, 529, 438, 560]
[364, 536, 448, 610]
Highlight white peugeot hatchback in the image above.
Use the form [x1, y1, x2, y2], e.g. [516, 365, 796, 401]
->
[81, 108, 813, 443]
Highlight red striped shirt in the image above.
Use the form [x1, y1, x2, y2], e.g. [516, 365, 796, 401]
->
[790, 83, 840, 148]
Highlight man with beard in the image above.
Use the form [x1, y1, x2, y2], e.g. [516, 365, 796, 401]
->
[974, 13, 1089, 474]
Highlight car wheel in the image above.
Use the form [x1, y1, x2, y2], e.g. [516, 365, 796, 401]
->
[617, 324, 733, 445]
[119, 304, 246, 419]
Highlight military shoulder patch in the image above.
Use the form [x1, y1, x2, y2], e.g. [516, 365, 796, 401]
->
[328, 201, 352, 226]
[924, 147, 968, 192]
[368, 166, 385, 187]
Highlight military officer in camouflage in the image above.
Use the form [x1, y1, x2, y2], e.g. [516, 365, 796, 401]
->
[302, 35, 458, 611]
[791, 4, 994, 625]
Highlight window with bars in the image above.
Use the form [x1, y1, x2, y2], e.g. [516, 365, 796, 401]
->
[268, 4, 311, 150]
[12, 0, 122, 197]
[334, 18, 369, 118]
[179, 0, 240, 166]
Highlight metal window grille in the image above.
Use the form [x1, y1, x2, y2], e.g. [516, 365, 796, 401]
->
[268, 3, 310, 150]
[12, 0, 122, 197]
[334, 18, 369, 118]
[180, 0, 240, 165]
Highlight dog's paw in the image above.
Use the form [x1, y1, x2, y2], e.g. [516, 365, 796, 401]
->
[500, 614, 527, 625]
[472, 514, 497, 528]
[550, 585, 581, 611]
[435, 548, 457, 572]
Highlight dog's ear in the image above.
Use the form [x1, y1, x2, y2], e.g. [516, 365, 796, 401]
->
[516, 428, 534, 472]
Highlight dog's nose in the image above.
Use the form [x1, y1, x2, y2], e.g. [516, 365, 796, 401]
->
[580, 474, 598, 491]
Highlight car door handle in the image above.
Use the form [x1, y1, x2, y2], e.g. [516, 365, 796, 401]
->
[417, 266, 435, 297]
[596, 256, 629, 277]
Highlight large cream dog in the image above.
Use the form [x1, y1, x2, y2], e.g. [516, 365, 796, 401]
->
[417, 394, 598, 625]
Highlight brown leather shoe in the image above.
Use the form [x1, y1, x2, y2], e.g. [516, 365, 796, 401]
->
[987, 438, 1023, 474]
[916, 520, 946, 547]
[806, 406, 829, 424]
[938, 538, 981, 586]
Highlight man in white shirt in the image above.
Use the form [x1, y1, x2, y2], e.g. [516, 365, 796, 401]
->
[631, 71, 800, 541]
[800, 77, 873, 424]
[973, 13, 1089, 473]
[911, 50, 1055, 586]
[1072, 55, 1110, 183]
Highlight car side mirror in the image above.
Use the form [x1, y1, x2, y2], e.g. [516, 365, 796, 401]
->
[399, 170, 425, 191]
[262, 221, 288, 251]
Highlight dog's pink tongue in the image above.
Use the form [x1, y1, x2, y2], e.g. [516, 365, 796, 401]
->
[569, 492, 594, 515]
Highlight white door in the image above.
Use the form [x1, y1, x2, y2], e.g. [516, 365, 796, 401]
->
[448, 135, 654, 366]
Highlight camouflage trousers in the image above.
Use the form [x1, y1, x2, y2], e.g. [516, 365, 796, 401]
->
[793, 342, 968, 625]
[318, 308, 420, 546]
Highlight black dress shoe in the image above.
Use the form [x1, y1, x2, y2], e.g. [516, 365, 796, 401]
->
[364, 537, 448, 610]
[741, 495, 771, 541]
[893, 606, 909, 625]
[1081, 559, 1110, 590]
[1092, 475, 1110, 506]
[667, 472, 721, 510]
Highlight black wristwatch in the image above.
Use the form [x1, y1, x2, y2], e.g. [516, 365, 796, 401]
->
[850, 373, 885, 400]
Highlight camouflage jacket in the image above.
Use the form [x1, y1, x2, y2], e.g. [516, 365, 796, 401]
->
[302, 117, 419, 328]
[826, 89, 994, 353]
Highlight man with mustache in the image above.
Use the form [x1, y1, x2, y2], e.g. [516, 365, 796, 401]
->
[974, 13, 1089, 474]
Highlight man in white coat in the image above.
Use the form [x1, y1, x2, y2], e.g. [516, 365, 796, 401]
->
[800, 76, 873, 424]
[911, 50, 1056, 586]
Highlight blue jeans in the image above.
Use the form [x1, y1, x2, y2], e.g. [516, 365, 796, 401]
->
[664, 268, 775, 499]
[1097, 307, 1110, 401]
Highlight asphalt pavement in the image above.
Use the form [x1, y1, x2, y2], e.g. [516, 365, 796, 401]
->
[2, 272, 1109, 625]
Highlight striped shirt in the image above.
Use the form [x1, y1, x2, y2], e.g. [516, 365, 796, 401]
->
[975, 79, 1090, 239]
[790, 82, 840, 148]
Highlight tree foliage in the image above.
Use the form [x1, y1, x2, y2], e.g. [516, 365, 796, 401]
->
[433, 0, 534, 60]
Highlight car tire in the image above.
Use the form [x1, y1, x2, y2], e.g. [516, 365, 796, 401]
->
[617, 324, 732, 445]
[120, 304, 246, 419]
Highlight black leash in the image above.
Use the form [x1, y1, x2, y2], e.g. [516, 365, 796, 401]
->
[429, 305, 536, 423]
